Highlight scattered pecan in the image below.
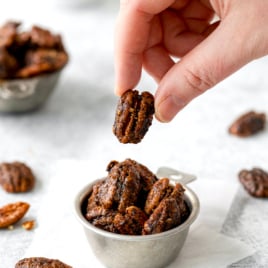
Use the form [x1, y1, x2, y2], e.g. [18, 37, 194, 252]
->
[0, 201, 30, 228]
[113, 89, 155, 144]
[0, 161, 35, 193]
[229, 111, 266, 137]
[239, 167, 268, 197]
[15, 257, 72, 268]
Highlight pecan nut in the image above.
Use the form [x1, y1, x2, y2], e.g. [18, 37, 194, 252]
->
[0, 201, 30, 228]
[239, 167, 268, 197]
[143, 182, 188, 235]
[0, 161, 35, 193]
[113, 89, 155, 144]
[229, 111, 266, 137]
[15, 257, 72, 268]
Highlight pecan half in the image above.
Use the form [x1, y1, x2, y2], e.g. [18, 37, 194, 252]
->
[0, 161, 35, 193]
[229, 111, 266, 137]
[239, 167, 268, 197]
[143, 183, 188, 235]
[0, 201, 29, 228]
[113, 89, 155, 144]
[114, 206, 148, 235]
[15, 257, 72, 268]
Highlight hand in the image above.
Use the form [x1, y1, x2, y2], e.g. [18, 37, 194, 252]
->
[114, 0, 268, 122]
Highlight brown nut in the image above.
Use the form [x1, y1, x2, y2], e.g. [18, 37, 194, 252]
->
[143, 183, 188, 235]
[0, 201, 30, 228]
[113, 89, 155, 144]
[229, 111, 266, 137]
[0, 161, 35, 193]
[15, 257, 72, 268]
[239, 167, 268, 197]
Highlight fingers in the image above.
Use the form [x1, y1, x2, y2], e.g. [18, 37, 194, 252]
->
[154, 18, 255, 122]
[114, 0, 176, 96]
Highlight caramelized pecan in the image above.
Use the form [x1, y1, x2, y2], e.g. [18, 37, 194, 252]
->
[15, 257, 72, 268]
[229, 111, 266, 137]
[239, 167, 268, 197]
[0, 161, 35, 193]
[113, 89, 155, 144]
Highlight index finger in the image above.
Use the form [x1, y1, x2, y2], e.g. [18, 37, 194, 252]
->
[114, 0, 176, 96]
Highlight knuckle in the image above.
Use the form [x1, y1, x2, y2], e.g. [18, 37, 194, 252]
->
[183, 66, 215, 96]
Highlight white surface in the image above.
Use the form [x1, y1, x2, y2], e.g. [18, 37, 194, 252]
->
[0, 1, 267, 267]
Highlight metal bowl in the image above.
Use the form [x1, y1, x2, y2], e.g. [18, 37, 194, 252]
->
[74, 178, 200, 268]
[0, 70, 63, 113]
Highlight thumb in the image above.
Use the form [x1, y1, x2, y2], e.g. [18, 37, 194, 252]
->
[154, 17, 258, 122]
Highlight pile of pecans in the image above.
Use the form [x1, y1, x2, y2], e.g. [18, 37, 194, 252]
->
[0, 21, 68, 79]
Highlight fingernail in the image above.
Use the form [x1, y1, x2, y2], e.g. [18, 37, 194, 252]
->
[155, 95, 186, 122]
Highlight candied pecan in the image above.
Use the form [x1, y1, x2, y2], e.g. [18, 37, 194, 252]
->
[0, 21, 19, 48]
[239, 168, 268, 197]
[29, 25, 65, 50]
[0, 201, 29, 228]
[114, 206, 148, 235]
[99, 161, 142, 212]
[107, 159, 157, 192]
[113, 89, 155, 144]
[86, 206, 118, 233]
[15, 257, 72, 268]
[0, 161, 35, 193]
[16, 48, 68, 78]
[229, 111, 266, 137]
[144, 178, 173, 215]
[143, 183, 188, 235]
[0, 48, 19, 78]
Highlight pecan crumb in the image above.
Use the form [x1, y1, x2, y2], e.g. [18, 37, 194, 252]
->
[22, 220, 35, 230]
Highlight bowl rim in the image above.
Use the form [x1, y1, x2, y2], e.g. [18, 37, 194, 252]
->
[73, 178, 200, 242]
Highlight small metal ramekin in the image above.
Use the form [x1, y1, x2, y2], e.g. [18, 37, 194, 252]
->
[74, 178, 200, 268]
[0, 70, 63, 113]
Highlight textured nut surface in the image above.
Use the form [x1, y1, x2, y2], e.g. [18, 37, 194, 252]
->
[143, 182, 188, 235]
[0, 201, 29, 228]
[239, 168, 268, 197]
[15, 257, 72, 268]
[0, 161, 35, 193]
[85, 159, 190, 235]
[113, 89, 155, 144]
[229, 111, 266, 137]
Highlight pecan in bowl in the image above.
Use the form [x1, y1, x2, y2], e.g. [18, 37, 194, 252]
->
[0, 20, 69, 113]
[113, 89, 155, 144]
[74, 159, 199, 268]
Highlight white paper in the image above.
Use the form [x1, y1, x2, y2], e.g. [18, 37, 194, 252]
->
[23, 159, 255, 268]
